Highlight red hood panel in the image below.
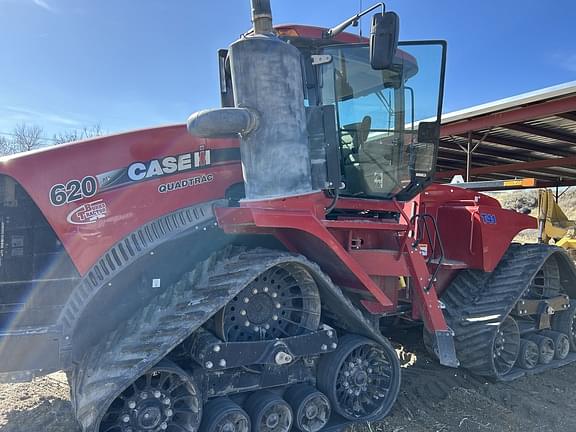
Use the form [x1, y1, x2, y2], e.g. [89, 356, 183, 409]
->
[0, 124, 242, 275]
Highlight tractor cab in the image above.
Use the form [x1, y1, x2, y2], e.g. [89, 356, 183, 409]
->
[211, 6, 446, 204]
[239, 22, 447, 203]
[318, 41, 446, 201]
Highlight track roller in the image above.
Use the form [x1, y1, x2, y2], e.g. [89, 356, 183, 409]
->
[284, 385, 330, 432]
[552, 301, 576, 351]
[516, 339, 539, 370]
[98, 359, 202, 432]
[244, 391, 293, 432]
[526, 334, 555, 365]
[200, 398, 250, 432]
[540, 330, 570, 360]
[316, 334, 400, 422]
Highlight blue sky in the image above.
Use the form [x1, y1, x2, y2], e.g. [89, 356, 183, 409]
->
[0, 0, 575, 137]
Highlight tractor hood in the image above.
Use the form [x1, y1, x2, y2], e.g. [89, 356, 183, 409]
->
[0, 124, 242, 274]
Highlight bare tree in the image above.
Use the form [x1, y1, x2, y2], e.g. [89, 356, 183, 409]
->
[0, 135, 11, 156]
[12, 123, 44, 153]
[0, 122, 105, 156]
[53, 124, 104, 145]
[0, 124, 45, 156]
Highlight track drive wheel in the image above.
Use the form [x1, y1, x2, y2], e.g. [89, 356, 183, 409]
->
[214, 263, 321, 342]
[316, 334, 400, 422]
[516, 339, 539, 370]
[98, 360, 201, 432]
[284, 385, 330, 432]
[200, 398, 250, 432]
[552, 301, 576, 351]
[244, 391, 293, 432]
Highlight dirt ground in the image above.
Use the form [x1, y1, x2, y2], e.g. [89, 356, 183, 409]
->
[1, 329, 575, 432]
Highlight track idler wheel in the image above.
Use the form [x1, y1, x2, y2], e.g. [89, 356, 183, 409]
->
[540, 330, 570, 360]
[552, 301, 576, 351]
[284, 385, 330, 432]
[98, 359, 202, 432]
[200, 398, 250, 432]
[526, 334, 555, 365]
[316, 334, 400, 422]
[244, 391, 293, 432]
[526, 256, 562, 298]
[491, 316, 521, 376]
[516, 339, 539, 370]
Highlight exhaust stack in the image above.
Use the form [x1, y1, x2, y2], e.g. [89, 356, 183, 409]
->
[188, 0, 315, 201]
[251, 0, 273, 34]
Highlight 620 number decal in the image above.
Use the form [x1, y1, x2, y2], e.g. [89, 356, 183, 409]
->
[49, 176, 98, 206]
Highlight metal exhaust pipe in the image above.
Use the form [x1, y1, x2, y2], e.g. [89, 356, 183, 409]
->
[251, 0, 273, 34]
[188, 0, 314, 200]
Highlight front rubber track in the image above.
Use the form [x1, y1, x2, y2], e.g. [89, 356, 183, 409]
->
[69, 246, 388, 432]
[71, 247, 300, 431]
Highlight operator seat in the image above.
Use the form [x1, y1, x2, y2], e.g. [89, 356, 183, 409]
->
[343, 116, 372, 194]
[343, 115, 400, 196]
[357, 132, 398, 195]
[355, 115, 372, 150]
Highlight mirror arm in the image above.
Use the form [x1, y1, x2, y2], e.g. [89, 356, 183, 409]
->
[323, 3, 385, 39]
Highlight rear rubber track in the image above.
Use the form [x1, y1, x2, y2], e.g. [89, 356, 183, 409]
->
[441, 243, 571, 379]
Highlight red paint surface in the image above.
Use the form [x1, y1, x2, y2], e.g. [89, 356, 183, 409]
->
[217, 193, 449, 330]
[275, 24, 418, 64]
[419, 184, 536, 274]
[0, 124, 243, 275]
[275, 24, 367, 43]
[216, 184, 535, 330]
[0, 131, 535, 330]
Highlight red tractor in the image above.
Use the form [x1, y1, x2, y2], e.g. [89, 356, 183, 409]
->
[1, 1, 575, 431]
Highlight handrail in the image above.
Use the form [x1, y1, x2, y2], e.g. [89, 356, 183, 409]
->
[410, 213, 446, 292]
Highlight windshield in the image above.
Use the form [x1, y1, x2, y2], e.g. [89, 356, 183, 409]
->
[320, 42, 446, 200]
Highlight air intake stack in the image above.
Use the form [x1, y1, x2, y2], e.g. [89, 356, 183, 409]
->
[188, 0, 315, 200]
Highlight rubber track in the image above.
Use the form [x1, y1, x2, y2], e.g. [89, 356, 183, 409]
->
[69, 247, 390, 432]
[441, 243, 566, 379]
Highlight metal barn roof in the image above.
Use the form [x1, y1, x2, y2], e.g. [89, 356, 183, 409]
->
[436, 81, 576, 188]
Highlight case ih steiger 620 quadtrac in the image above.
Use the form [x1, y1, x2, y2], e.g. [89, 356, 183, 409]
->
[2, 1, 576, 431]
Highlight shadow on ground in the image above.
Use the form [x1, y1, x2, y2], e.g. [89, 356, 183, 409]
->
[1, 327, 576, 432]
[0, 397, 79, 432]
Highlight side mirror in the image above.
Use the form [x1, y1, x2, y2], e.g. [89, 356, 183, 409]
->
[417, 121, 440, 143]
[370, 11, 399, 70]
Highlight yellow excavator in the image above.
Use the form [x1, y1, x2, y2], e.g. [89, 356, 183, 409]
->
[538, 189, 576, 257]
